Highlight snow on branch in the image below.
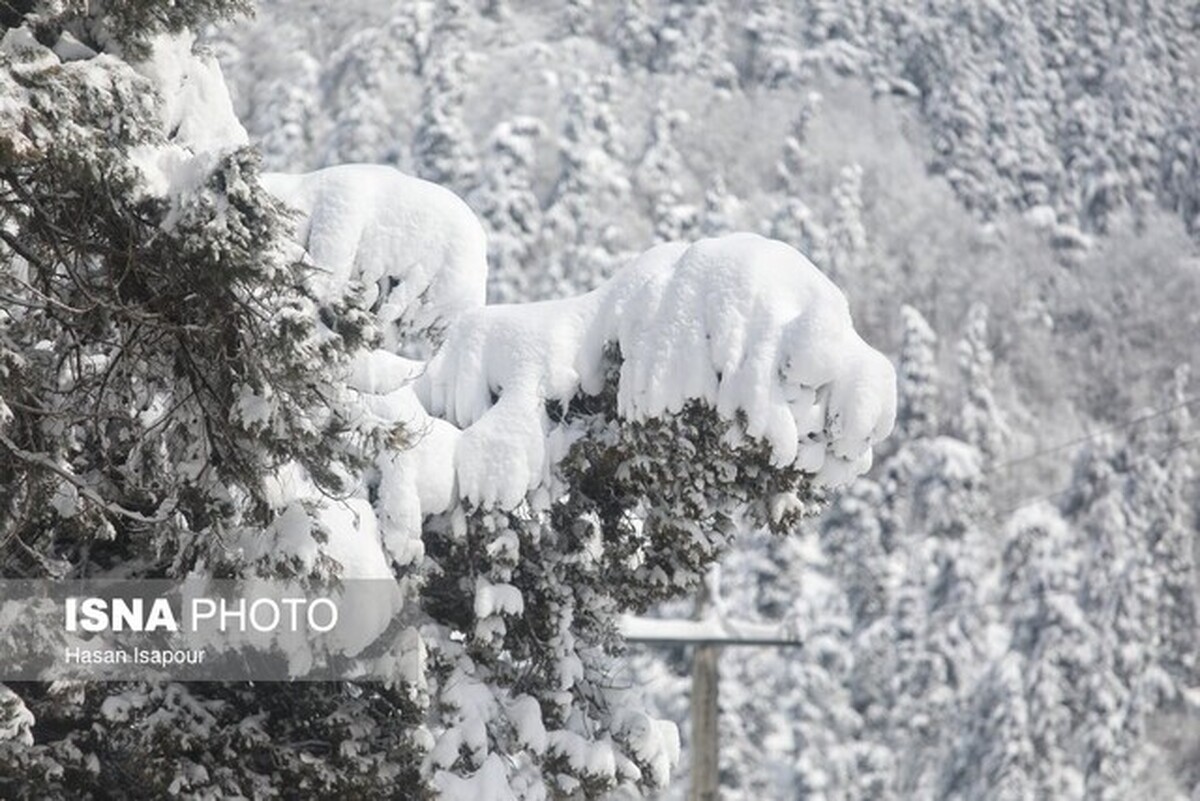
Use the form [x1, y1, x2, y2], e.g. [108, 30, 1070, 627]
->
[263, 164, 487, 348]
[418, 233, 896, 508]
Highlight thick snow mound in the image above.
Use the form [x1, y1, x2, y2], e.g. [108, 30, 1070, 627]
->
[420, 233, 896, 507]
[262, 165, 488, 347]
[136, 33, 248, 154]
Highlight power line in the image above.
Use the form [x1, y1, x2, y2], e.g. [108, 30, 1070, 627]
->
[990, 434, 1198, 519]
[984, 393, 1198, 474]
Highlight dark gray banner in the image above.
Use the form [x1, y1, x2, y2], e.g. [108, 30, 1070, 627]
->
[0, 579, 422, 682]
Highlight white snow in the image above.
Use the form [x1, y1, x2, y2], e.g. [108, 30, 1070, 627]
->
[135, 33, 248, 154]
[508, 695, 549, 754]
[619, 613, 796, 644]
[432, 754, 517, 801]
[419, 233, 896, 509]
[347, 349, 461, 566]
[614, 709, 681, 788]
[547, 729, 618, 779]
[262, 164, 488, 348]
[474, 579, 525, 618]
[124, 34, 249, 221]
[0, 684, 34, 746]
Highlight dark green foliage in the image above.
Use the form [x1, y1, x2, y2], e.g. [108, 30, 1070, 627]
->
[0, 29, 376, 577]
[0, 15, 412, 798]
[418, 351, 825, 795]
[0, 681, 426, 800]
[6, 1, 251, 58]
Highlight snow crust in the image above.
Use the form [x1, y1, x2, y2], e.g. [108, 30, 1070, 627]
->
[262, 165, 488, 347]
[419, 233, 896, 508]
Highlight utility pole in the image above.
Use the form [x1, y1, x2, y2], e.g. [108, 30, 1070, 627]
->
[690, 641, 720, 801]
[621, 601, 803, 800]
[691, 571, 720, 801]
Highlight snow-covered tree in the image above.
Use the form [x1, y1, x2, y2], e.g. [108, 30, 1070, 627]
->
[386, 1, 438, 77]
[768, 93, 828, 264]
[561, 0, 593, 38]
[637, 104, 698, 243]
[241, 23, 320, 170]
[861, 435, 991, 799]
[776, 92, 822, 194]
[825, 163, 868, 281]
[1058, 433, 1174, 799]
[896, 304, 940, 442]
[612, 0, 657, 70]
[742, 0, 802, 88]
[948, 503, 1092, 800]
[412, 2, 478, 195]
[1149, 366, 1197, 682]
[469, 116, 546, 303]
[539, 72, 631, 297]
[700, 174, 740, 236]
[821, 479, 889, 629]
[0, 6, 373, 580]
[406, 233, 896, 798]
[955, 302, 1007, 464]
[652, 0, 737, 90]
[323, 29, 398, 166]
[0, 7, 425, 796]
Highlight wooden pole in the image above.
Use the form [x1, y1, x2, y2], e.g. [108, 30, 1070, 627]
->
[690, 642, 720, 801]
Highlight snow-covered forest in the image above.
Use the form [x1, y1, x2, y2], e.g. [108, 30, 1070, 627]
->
[1, 0, 1198, 799]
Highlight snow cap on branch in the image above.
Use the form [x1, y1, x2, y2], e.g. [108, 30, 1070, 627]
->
[262, 165, 488, 347]
[421, 232, 896, 507]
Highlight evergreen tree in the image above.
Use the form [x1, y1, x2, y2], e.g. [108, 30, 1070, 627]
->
[0, 6, 424, 797]
[0, 6, 371, 582]
[242, 23, 320, 170]
[776, 93, 822, 194]
[1060, 434, 1169, 800]
[821, 478, 889, 628]
[412, 1, 478, 196]
[1149, 366, 1197, 682]
[826, 163, 868, 282]
[717, 531, 863, 800]
[386, 1, 438, 77]
[943, 654, 1037, 801]
[612, 0, 656, 70]
[323, 29, 398, 166]
[561, 0, 593, 38]
[896, 304, 940, 442]
[637, 103, 698, 243]
[469, 116, 545, 303]
[539, 72, 631, 297]
[955, 302, 1007, 464]
[699, 174, 740, 236]
[961, 504, 1095, 799]
[769, 94, 827, 264]
[883, 437, 990, 798]
[742, 0, 801, 88]
[652, 0, 737, 90]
